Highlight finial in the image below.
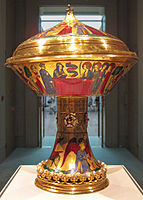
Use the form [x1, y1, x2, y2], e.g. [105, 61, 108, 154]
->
[68, 3, 71, 9]
[66, 3, 74, 14]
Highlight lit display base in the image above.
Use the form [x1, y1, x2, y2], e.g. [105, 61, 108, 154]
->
[0, 165, 142, 200]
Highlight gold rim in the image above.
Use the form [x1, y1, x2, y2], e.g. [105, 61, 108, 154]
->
[6, 53, 137, 65]
[35, 177, 109, 194]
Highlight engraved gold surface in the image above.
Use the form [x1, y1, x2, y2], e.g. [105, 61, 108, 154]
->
[35, 178, 109, 194]
[5, 5, 137, 97]
[35, 172, 109, 194]
[6, 36, 137, 65]
[6, 6, 137, 65]
[5, 6, 137, 87]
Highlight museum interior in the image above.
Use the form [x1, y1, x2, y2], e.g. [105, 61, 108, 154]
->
[0, 0, 143, 197]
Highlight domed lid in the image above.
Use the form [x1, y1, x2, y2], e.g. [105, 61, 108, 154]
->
[6, 4, 137, 65]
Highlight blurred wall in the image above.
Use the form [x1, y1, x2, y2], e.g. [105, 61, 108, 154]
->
[0, 0, 6, 162]
[137, 0, 143, 162]
[0, 0, 16, 162]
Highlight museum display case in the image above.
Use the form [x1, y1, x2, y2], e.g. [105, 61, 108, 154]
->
[5, 4, 137, 194]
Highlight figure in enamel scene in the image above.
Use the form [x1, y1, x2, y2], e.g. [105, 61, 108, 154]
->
[92, 62, 109, 95]
[83, 135, 100, 170]
[60, 137, 100, 174]
[30, 65, 47, 94]
[74, 138, 91, 174]
[82, 62, 93, 80]
[24, 65, 40, 94]
[45, 137, 65, 171]
[39, 63, 56, 94]
[48, 152, 61, 170]
[100, 63, 116, 95]
[53, 63, 67, 78]
[106, 65, 124, 93]
[91, 62, 101, 94]
[16, 67, 28, 83]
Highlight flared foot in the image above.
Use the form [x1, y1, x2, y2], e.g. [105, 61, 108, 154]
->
[35, 177, 109, 194]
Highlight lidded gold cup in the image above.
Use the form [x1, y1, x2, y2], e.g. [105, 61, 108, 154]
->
[6, 4, 137, 194]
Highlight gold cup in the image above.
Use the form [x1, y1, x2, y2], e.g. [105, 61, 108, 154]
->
[5, 5, 137, 194]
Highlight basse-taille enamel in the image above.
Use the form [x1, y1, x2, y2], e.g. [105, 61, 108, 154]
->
[5, 4, 137, 194]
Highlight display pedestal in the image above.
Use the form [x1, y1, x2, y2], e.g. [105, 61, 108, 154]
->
[0, 165, 142, 200]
